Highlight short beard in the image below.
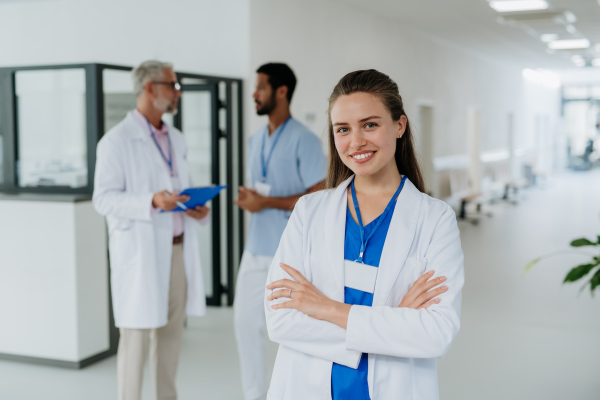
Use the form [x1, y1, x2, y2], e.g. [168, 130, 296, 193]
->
[153, 97, 178, 115]
[256, 92, 277, 116]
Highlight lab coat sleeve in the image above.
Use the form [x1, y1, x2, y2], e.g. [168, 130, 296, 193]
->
[92, 137, 154, 221]
[345, 207, 464, 359]
[265, 196, 363, 369]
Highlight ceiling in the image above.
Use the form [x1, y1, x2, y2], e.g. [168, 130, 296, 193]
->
[340, 0, 600, 69]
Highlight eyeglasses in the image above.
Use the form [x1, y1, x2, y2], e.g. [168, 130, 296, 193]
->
[152, 81, 181, 91]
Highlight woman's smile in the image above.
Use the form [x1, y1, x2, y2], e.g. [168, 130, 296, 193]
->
[350, 150, 377, 163]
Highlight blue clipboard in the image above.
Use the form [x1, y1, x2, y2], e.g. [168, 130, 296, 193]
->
[163, 185, 228, 212]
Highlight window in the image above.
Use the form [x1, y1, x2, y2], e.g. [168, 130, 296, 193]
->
[15, 69, 87, 188]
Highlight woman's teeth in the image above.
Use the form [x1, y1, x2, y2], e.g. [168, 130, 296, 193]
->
[352, 152, 373, 160]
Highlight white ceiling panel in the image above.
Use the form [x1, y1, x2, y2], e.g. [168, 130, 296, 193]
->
[340, 0, 600, 69]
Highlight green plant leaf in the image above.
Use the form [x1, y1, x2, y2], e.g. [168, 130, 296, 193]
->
[590, 268, 600, 293]
[570, 238, 597, 247]
[564, 263, 598, 283]
[524, 249, 598, 274]
[524, 258, 541, 273]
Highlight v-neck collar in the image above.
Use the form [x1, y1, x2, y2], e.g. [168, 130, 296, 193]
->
[324, 175, 423, 305]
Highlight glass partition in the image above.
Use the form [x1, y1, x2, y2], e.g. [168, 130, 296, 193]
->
[103, 69, 137, 132]
[15, 69, 87, 188]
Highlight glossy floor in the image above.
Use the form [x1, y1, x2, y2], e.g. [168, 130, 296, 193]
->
[1, 170, 599, 400]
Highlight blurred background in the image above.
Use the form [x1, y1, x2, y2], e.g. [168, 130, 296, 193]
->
[0, 0, 599, 399]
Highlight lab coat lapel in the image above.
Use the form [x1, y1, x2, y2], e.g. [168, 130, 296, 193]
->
[324, 175, 353, 299]
[167, 125, 189, 190]
[126, 112, 173, 191]
[372, 179, 422, 307]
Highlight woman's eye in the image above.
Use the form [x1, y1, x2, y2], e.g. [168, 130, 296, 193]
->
[365, 122, 378, 129]
[336, 127, 349, 134]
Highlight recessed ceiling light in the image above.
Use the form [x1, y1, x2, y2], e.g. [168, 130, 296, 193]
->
[571, 55, 584, 62]
[565, 24, 577, 34]
[592, 58, 600, 67]
[547, 38, 591, 50]
[574, 59, 586, 67]
[489, 1, 549, 13]
[541, 34, 559, 42]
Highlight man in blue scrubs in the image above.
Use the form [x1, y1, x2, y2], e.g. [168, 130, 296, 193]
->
[234, 63, 327, 400]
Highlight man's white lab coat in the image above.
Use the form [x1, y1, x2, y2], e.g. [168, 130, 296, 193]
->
[93, 111, 207, 329]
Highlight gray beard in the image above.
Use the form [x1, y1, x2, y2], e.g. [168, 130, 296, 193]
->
[153, 97, 177, 115]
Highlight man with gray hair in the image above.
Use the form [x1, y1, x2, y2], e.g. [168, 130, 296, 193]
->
[93, 60, 210, 400]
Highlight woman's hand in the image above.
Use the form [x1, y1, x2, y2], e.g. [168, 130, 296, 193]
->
[266, 263, 352, 328]
[398, 270, 447, 309]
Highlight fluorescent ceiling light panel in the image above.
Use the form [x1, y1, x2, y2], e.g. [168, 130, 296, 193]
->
[489, 1, 549, 12]
[547, 38, 591, 49]
[541, 34, 558, 42]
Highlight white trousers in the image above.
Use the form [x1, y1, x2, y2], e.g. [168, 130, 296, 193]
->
[117, 243, 187, 400]
[233, 251, 274, 400]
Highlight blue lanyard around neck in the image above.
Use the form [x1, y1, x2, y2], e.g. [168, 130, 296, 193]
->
[351, 175, 407, 264]
[146, 119, 173, 176]
[260, 116, 292, 182]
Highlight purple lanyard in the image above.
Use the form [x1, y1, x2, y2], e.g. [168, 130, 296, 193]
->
[146, 119, 173, 176]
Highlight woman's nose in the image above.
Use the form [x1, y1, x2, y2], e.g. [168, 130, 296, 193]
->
[350, 131, 366, 149]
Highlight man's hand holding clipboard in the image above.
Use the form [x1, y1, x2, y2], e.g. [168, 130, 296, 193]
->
[156, 185, 227, 221]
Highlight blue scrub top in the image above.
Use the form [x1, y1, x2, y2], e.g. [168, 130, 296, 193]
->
[331, 205, 395, 400]
[245, 118, 327, 256]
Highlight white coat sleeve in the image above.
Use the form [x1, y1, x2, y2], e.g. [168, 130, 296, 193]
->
[265, 196, 363, 369]
[345, 206, 464, 359]
[92, 137, 154, 221]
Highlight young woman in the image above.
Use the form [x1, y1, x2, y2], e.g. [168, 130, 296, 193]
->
[264, 70, 464, 400]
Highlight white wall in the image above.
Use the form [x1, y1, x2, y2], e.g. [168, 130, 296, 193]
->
[248, 0, 562, 192]
[0, 0, 250, 78]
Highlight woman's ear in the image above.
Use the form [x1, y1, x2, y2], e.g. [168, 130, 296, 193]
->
[397, 115, 407, 138]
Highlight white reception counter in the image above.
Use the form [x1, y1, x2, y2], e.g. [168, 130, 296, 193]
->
[0, 194, 115, 368]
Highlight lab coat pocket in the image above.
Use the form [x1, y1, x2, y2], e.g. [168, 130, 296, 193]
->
[109, 218, 133, 234]
[108, 226, 137, 275]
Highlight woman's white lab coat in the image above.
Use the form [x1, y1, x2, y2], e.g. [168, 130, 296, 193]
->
[93, 111, 207, 329]
[264, 176, 464, 400]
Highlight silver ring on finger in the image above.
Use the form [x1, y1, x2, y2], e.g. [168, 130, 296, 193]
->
[289, 289, 292, 298]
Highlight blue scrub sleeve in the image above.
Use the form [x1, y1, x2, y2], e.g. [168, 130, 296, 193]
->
[297, 132, 327, 190]
[245, 134, 256, 183]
